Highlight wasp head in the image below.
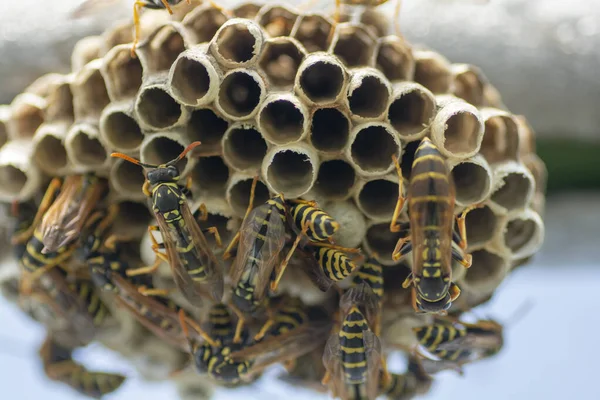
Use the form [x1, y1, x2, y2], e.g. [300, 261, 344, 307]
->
[146, 165, 180, 185]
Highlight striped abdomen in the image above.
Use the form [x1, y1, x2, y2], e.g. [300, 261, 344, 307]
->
[352, 259, 384, 300]
[71, 281, 111, 327]
[414, 324, 466, 353]
[269, 306, 308, 336]
[314, 248, 358, 281]
[21, 230, 71, 273]
[340, 306, 370, 384]
[63, 367, 126, 398]
[288, 203, 339, 242]
[208, 303, 235, 342]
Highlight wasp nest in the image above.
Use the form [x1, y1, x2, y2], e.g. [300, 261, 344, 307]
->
[0, 1, 546, 399]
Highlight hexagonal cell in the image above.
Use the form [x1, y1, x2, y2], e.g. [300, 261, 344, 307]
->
[258, 37, 307, 88]
[258, 94, 308, 145]
[263, 144, 318, 198]
[296, 53, 347, 106]
[136, 85, 184, 130]
[364, 222, 406, 266]
[292, 14, 334, 53]
[376, 36, 415, 82]
[182, 5, 229, 44]
[72, 61, 110, 121]
[110, 158, 145, 201]
[313, 159, 356, 201]
[137, 24, 187, 73]
[141, 135, 187, 172]
[257, 5, 299, 37]
[222, 124, 268, 173]
[449, 156, 492, 206]
[348, 123, 401, 176]
[227, 176, 270, 218]
[66, 125, 107, 167]
[186, 108, 228, 155]
[216, 69, 266, 120]
[356, 178, 399, 221]
[387, 83, 435, 140]
[102, 45, 143, 102]
[480, 111, 520, 164]
[464, 249, 508, 293]
[490, 164, 535, 213]
[100, 106, 143, 152]
[191, 156, 230, 194]
[413, 50, 453, 94]
[309, 107, 351, 153]
[330, 23, 376, 68]
[347, 68, 391, 120]
[232, 3, 263, 19]
[33, 134, 68, 175]
[8, 94, 45, 139]
[464, 205, 497, 249]
[452, 64, 488, 107]
[211, 19, 264, 68]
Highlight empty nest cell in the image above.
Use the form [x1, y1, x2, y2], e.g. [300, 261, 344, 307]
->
[449, 155, 492, 206]
[364, 222, 406, 266]
[296, 53, 347, 105]
[480, 110, 520, 164]
[111, 159, 146, 200]
[33, 134, 68, 174]
[330, 24, 376, 68]
[216, 69, 265, 120]
[137, 24, 187, 73]
[227, 176, 270, 218]
[191, 156, 229, 193]
[258, 37, 306, 88]
[388, 83, 435, 140]
[9, 94, 46, 139]
[222, 124, 267, 172]
[211, 19, 264, 68]
[232, 3, 262, 19]
[257, 5, 299, 37]
[464, 205, 497, 249]
[452, 64, 487, 107]
[0, 165, 27, 199]
[292, 14, 334, 53]
[498, 209, 544, 259]
[431, 98, 484, 159]
[141, 135, 187, 172]
[182, 5, 229, 44]
[112, 200, 153, 239]
[375, 36, 415, 82]
[491, 163, 535, 213]
[187, 108, 228, 151]
[356, 177, 399, 221]
[72, 61, 111, 121]
[100, 106, 143, 152]
[45, 80, 74, 122]
[263, 144, 318, 198]
[413, 50, 453, 94]
[258, 94, 308, 145]
[66, 125, 107, 167]
[169, 48, 220, 107]
[102, 45, 143, 101]
[348, 123, 400, 176]
[135, 85, 184, 130]
[313, 159, 356, 201]
[309, 107, 350, 153]
[464, 249, 508, 293]
[347, 68, 391, 120]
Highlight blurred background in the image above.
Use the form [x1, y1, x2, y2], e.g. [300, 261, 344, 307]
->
[0, 0, 598, 399]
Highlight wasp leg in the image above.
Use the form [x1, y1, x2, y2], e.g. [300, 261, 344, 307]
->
[222, 231, 239, 261]
[390, 154, 407, 233]
[392, 236, 412, 262]
[103, 233, 133, 251]
[138, 287, 172, 297]
[229, 303, 247, 344]
[202, 226, 222, 248]
[454, 205, 481, 251]
[393, 0, 402, 35]
[270, 225, 307, 292]
[12, 178, 62, 245]
[321, 370, 331, 386]
[409, 287, 420, 313]
[160, 0, 174, 13]
[451, 246, 472, 269]
[401, 272, 414, 289]
[141, 179, 152, 197]
[126, 226, 166, 276]
[195, 203, 209, 222]
[380, 356, 392, 390]
[253, 312, 275, 342]
[449, 282, 461, 302]
[131, 1, 149, 58]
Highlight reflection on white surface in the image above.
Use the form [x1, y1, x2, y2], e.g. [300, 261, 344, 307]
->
[1, 264, 599, 400]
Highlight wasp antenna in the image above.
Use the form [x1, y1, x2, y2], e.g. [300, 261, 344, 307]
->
[168, 141, 202, 166]
[110, 152, 153, 168]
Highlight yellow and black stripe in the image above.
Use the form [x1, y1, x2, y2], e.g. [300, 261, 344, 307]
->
[70, 280, 111, 327]
[20, 230, 73, 273]
[208, 303, 236, 342]
[340, 305, 370, 387]
[413, 323, 466, 353]
[288, 202, 339, 242]
[313, 247, 358, 282]
[352, 258, 384, 301]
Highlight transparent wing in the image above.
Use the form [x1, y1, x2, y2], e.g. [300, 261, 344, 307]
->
[322, 333, 348, 400]
[363, 330, 383, 400]
[290, 248, 333, 292]
[229, 204, 286, 300]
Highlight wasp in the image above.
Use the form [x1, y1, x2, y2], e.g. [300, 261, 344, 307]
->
[390, 137, 477, 314]
[179, 303, 254, 386]
[111, 141, 225, 307]
[287, 201, 340, 243]
[352, 256, 384, 335]
[39, 335, 126, 399]
[380, 355, 433, 400]
[321, 283, 390, 400]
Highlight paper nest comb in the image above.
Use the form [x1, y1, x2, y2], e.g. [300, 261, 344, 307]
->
[0, 1, 547, 399]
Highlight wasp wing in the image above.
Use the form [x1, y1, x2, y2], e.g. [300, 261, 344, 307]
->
[290, 248, 333, 292]
[322, 333, 348, 400]
[363, 329, 383, 400]
[229, 204, 286, 301]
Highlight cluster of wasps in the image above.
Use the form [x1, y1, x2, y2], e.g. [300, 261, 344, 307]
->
[4, 133, 514, 400]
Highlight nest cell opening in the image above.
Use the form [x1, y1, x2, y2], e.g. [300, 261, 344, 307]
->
[170, 57, 213, 106]
[79, 70, 110, 117]
[388, 90, 434, 138]
[214, 23, 259, 65]
[113, 160, 145, 194]
[454, 70, 484, 106]
[266, 150, 315, 196]
[113, 200, 153, 235]
[310, 108, 350, 153]
[185, 8, 228, 43]
[259, 39, 305, 87]
[187, 109, 228, 147]
[358, 179, 399, 220]
[70, 130, 107, 166]
[197, 213, 232, 248]
[218, 71, 263, 119]
[504, 217, 538, 254]
[258, 6, 298, 37]
[376, 40, 413, 81]
[350, 125, 398, 174]
[103, 111, 143, 151]
[349, 75, 389, 119]
[229, 178, 270, 217]
[491, 172, 532, 211]
[105, 50, 142, 99]
[0, 165, 27, 196]
[443, 111, 481, 155]
[314, 160, 356, 200]
[46, 84, 74, 121]
[259, 99, 305, 144]
[191, 156, 229, 192]
[481, 116, 520, 163]
[332, 27, 375, 68]
[365, 222, 405, 263]
[298, 61, 345, 104]
[137, 87, 182, 129]
[34, 135, 68, 173]
[142, 137, 187, 172]
[464, 249, 506, 288]
[149, 27, 186, 72]
[13, 102, 44, 138]
[451, 162, 490, 205]
[233, 4, 262, 19]
[223, 126, 267, 171]
[293, 15, 333, 52]
[414, 56, 452, 94]
[464, 205, 497, 247]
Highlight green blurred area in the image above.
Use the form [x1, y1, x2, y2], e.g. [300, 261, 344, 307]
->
[538, 139, 600, 193]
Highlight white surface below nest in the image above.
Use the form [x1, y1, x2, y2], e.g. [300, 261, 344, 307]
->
[0, 263, 598, 400]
